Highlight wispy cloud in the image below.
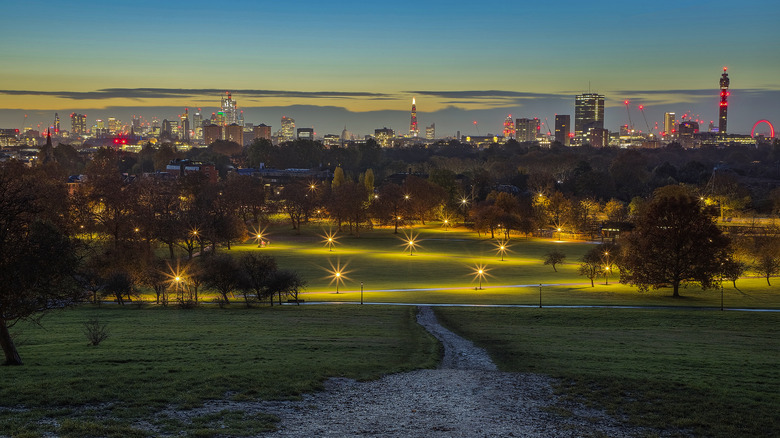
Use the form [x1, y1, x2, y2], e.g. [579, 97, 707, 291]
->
[407, 90, 568, 100]
[0, 88, 393, 101]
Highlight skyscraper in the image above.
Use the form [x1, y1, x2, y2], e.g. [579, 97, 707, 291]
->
[409, 98, 418, 137]
[718, 67, 730, 134]
[554, 115, 570, 146]
[221, 92, 238, 125]
[193, 109, 203, 140]
[180, 108, 190, 142]
[574, 93, 605, 140]
[280, 116, 295, 142]
[108, 117, 120, 135]
[53, 113, 60, 136]
[664, 112, 676, 139]
[503, 115, 516, 139]
[70, 113, 86, 135]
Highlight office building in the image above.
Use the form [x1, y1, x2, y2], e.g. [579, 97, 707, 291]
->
[574, 93, 605, 141]
[280, 116, 295, 142]
[515, 118, 539, 142]
[70, 113, 87, 135]
[297, 127, 314, 140]
[426, 123, 435, 140]
[664, 112, 676, 139]
[554, 115, 570, 146]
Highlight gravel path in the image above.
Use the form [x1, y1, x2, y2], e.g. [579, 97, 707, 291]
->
[169, 306, 647, 437]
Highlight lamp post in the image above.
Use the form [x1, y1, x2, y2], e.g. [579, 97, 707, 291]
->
[335, 272, 341, 294]
[460, 198, 469, 224]
[360, 281, 364, 305]
[539, 283, 542, 308]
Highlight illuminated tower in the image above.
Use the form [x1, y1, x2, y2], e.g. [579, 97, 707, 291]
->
[53, 113, 60, 136]
[664, 112, 676, 139]
[409, 98, 418, 137]
[718, 67, 730, 134]
[180, 108, 190, 142]
[221, 91, 238, 125]
[503, 115, 516, 139]
[574, 93, 605, 138]
[554, 115, 571, 146]
[281, 116, 295, 142]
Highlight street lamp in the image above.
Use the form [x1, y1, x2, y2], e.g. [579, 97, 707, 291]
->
[557, 227, 562, 241]
[402, 230, 419, 256]
[494, 239, 509, 261]
[460, 197, 469, 224]
[320, 228, 339, 252]
[472, 264, 489, 290]
[326, 260, 350, 294]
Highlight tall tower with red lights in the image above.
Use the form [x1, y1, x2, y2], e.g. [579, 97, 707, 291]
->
[718, 67, 730, 134]
[409, 98, 418, 137]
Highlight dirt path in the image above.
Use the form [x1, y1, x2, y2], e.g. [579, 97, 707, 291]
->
[172, 306, 646, 437]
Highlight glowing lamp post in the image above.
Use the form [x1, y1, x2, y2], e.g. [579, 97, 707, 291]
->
[557, 228, 562, 241]
[327, 260, 350, 294]
[494, 239, 509, 261]
[402, 230, 419, 256]
[472, 264, 489, 290]
[321, 229, 339, 252]
[460, 198, 469, 224]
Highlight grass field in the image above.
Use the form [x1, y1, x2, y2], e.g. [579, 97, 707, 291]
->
[433, 306, 780, 438]
[0, 305, 438, 437]
[220, 223, 780, 309]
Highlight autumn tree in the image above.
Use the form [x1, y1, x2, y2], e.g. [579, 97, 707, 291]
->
[619, 186, 731, 298]
[203, 254, 241, 305]
[0, 163, 83, 365]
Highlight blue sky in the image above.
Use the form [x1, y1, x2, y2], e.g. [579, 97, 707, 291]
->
[1, 0, 778, 136]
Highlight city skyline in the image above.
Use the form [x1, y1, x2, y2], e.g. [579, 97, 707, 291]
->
[1, 1, 778, 137]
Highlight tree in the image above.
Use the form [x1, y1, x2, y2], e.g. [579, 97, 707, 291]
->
[578, 249, 602, 287]
[543, 250, 566, 272]
[619, 186, 731, 298]
[267, 270, 307, 305]
[103, 271, 136, 305]
[753, 237, 780, 286]
[203, 254, 241, 305]
[0, 163, 83, 365]
[239, 254, 278, 306]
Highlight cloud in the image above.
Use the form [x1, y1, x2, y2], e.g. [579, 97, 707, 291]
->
[407, 90, 568, 100]
[0, 88, 393, 101]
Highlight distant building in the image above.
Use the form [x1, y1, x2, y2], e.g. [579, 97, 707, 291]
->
[165, 159, 218, 183]
[515, 118, 539, 142]
[664, 112, 676, 139]
[297, 127, 314, 140]
[503, 115, 515, 139]
[254, 124, 272, 141]
[425, 123, 435, 140]
[70, 113, 87, 136]
[374, 127, 394, 147]
[323, 134, 340, 148]
[203, 124, 222, 145]
[554, 115, 571, 146]
[280, 116, 295, 142]
[224, 124, 243, 145]
[574, 93, 605, 143]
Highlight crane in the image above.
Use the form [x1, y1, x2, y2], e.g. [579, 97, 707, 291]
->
[624, 100, 634, 132]
[638, 105, 651, 134]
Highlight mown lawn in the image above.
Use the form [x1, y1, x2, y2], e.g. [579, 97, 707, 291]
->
[0, 305, 438, 437]
[215, 223, 780, 309]
[433, 306, 780, 438]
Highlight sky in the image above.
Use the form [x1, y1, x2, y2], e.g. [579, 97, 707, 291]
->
[1, 0, 779, 138]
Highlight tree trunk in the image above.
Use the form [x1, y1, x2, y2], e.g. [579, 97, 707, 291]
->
[672, 281, 681, 298]
[590, 277, 594, 287]
[767, 274, 771, 286]
[169, 243, 175, 260]
[0, 319, 23, 366]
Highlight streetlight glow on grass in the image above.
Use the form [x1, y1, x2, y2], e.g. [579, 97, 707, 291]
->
[471, 263, 490, 290]
[320, 228, 340, 252]
[325, 259, 351, 294]
[494, 239, 510, 261]
[401, 230, 420, 256]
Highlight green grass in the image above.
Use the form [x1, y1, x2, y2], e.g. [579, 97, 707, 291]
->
[433, 306, 780, 437]
[0, 305, 438, 437]
[215, 223, 780, 309]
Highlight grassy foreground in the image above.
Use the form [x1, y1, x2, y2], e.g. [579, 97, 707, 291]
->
[434, 306, 780, 438]
[0, 305, 438, 437]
